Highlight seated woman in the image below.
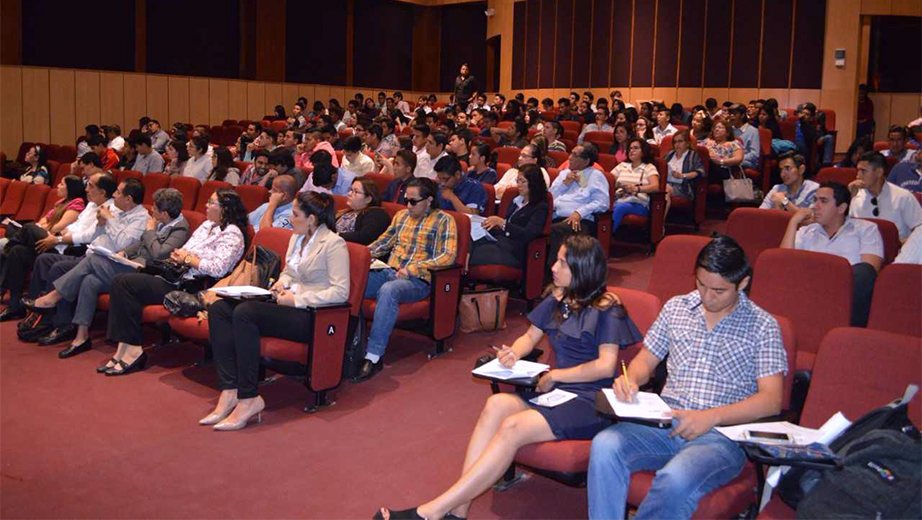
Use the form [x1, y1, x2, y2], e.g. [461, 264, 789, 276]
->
[607, 122, 634, 164]
[663, 129, 704, 201]
[20, 145, 51, 185]
[203, 192, 350, 431]
[494, 144, 551, 200]
[690, 109, 712, 142]
[375, 235, 642, 520]
[103, 189, 248, 376]
[466, 143, 498, 184]
[164, 139, 189, 176]
[702, 120, 744, 182]
[335, 177, 390, 245]
[26, 188, 190, 361]
[610, 138, 661, 235]
[0, 175, 86, 321]
[837, 135, 873, 168]
[634, 116, 656, 146]
[182, 136, 213, 182]
[207, 147, 240, 185]
[469, 164, 548, 269]
[757, 106, 783, 140]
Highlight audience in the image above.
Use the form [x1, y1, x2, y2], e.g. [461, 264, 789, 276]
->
[435, 155, 486, 215]
[663, 130, 704, 202]
[690, 110, 712, 142]
[164, 139, 189, 176]
[610, 139, 660, 235]
[18, 145, 50, 184]
[634, 116, 655, 145]
[205, 192, 349, 431]
[103, 189, 248, 376]
[375, 235, 642, 520]
[848, 152, 922, 241]
[357, 178, 457, 382]
[578, 109, 613, 145]
[448, 128, 473, 164]
[207, 147, 240, 185]
[881, 125, 914, 163]
[703, 120, 744, 180]
[131, 135, 165, 175]
[148, 119, 169, 153]
[296, 127, 340, 170]
[249, 175, 296, 232]
[651, 105, 677, 145]
[759, 152, 819, 211]
[335, 178, 391, 245]
[341, 136, 376, 177]
[181, 137, 213, 183]
[89, 135, 120, 170]
[543, 120, 568, 152]
[381, 149, 417, 205]
[837, 135, 873, 168]
[105, 125, 126, 153]
[547, 144, 609, 269]
[894, 225, 922, 264]
[729, 104, 760, 170]
[416, 130, 449, 180]
[781, 182, 883, 326]
[588, 235, 786, 520]
[887, 148, 921, 193]
[265, 150, 304, 189]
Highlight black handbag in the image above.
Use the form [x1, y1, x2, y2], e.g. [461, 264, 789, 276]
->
[140, 259, 189, 285]
[163, 290, 205, 318]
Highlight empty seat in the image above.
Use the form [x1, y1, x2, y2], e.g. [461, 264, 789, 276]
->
[646, 235, 711, 304]
[168, 176, 201, 210]
[0, 180, 27, 216]
[867, 264, 922, 337]
[235, 184, 269, 213]
[495, 147, 520, 166]
[816, 167, 856, 186]
[725, 208, 792, 266]
[11, 183, 51, 222]
[141, 173, 172, 206]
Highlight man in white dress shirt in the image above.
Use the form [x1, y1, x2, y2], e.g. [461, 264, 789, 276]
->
[848, 152, 922, 242]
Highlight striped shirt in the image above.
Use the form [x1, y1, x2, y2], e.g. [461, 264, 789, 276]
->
[368, 208, 458, 283]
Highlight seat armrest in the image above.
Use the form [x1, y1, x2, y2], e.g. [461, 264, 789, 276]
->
[648, 192, 667, 244]
[595, 211, 613, 258]
[303, 302, 353, 393]
[524, 237, 548, 301]
[427, 264, 463, 340]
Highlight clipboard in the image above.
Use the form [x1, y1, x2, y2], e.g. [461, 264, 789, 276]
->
[594, 390, 672, 429]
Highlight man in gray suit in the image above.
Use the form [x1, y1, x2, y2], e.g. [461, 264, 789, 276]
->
[28, 188, 191, 357]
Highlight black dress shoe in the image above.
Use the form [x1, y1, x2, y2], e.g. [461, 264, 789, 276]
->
[353, 358, 384, 382]
[0, 306, 26, 322]
[18, 311, 38, 330]
[38, 325, 78, 346]
[21, 298, 54, 314]
[58, 338, 92, 359]
[105, 352, 149, 376]
[18, 320, 55, 343]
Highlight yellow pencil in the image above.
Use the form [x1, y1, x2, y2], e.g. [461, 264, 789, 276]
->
[621, 360, 630, 386]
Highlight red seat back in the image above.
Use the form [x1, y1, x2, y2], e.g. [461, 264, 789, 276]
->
[597, 153, 618, 173]
[364, 172, 393, 198]
[235, 184, 269, 213]
[41, 188, 59, 216]
[253, 227, 293, 267]
[547, 150, 569, 167]
[816, 167, 857, 186]
[559, 120, 582, 134]
[52, 162, 72, 187]
[867, 264, 922, 337]
[182, 210, 206, 232]
[195, 181, 232, 213]
[13, 184, 52, 221]
[116, 170, 143, 184]
[861, 218, 900, 265]
[801, 328, 921, 429]
[168, 176, 201, 210]
[141, 173, 172, 206]
[0, 180, 28, 216]
[608, 287, 663, 365]
[750, 249, 853, 372]
[345, 242, 371, 317]
[332, 194, 349, 212]
[481, 182, 496, 216]
[725, 208, 792, 266]
[495, 147, 520, 166]
[0, 177, 10, 204]
[646, 235, 711, 304]
[447, 210, 472, 273]
[584, 131, 614, 149]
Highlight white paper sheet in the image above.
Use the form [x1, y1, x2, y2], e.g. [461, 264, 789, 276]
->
[209, 285, 273, 297]
[370, 259, 390, 270]
[1, 218, 22, 229]
[86, 245, 144, 269]
[602, 388, 672, 421]
[468, 214, 497, 242]
[472, 358, 549, 380]
[529, 389, 579, 408]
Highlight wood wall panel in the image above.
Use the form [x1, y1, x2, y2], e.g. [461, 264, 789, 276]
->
[788, 89, 821, 110]
[653, 0, 681, 87]
[511, 0, 527, 90]
[189, 78, 210, 127]
[701, 88, 730, 107]
[729, 0, 762, 88]
[75, 71, 101, 141]
[227, 81, 247, 121]
[313, 86, 331, 114]
[652, 88, 678, 105]
[554, 0, 573, 88]
[0, 67, 23, 157]
[329, 87, 346, 109]
[630, 87, 654, 106]
[208, 79, 229, 126]
[677, 0, 706, 87]
[167, 76, 190, 128]
[759, 0, 793, 89]
[49, 69, 76, 147]
[538, 0, 556, 88]
[869, 93, 891, 141]
[728, 88, 760, 107]
[21, 67, 50, 143]
[282, 84, 300, 112]
[703, 0, 732, 87]
[571, 0, 592, 87]
[298, 84, 316, 108]
[758, 89, 790, 109]
[123, 74, 147, 137]
[630, 0, 655, 87]
[145, 75, 168, 126]
[887, 94, 922, 137]
[609, 0, 632, 86]
[523, 0, 540, 88]
[99, 72, 124, 131]
[589, 0, 612, 88]
[264, 83, 282, 115]
[676, 87, 704, 109]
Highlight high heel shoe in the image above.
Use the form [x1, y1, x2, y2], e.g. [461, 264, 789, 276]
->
[213, 397, 265, 431]
[199, 398, 239, 425]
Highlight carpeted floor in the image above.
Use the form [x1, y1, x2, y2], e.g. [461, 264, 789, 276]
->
[1, 223, 722, 519]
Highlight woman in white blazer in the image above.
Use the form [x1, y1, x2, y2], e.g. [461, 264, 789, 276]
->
[203, 191, 350, 431]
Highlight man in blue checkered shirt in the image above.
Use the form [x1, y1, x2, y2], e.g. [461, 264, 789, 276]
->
[588, 236, 788, 520]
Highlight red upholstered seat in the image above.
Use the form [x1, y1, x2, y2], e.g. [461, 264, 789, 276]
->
[666, 145, 710, 229]
[0, 180, 28, 216]
[141, 173, 172, 206]
[726, 208, 792, 266]
[629, 464, 759, 519]
[861, 217, 900, 265]
[495, 147, 520, 166]
[364, 172, 394, 197]
[585, 131, 614, 151]
[816, 167, 856, 186]
[116, 170, 143, 184]
[13, 183, 51, 222]
[235, 184, 268, 213]
[0, 177, 10, 204]
[612, 158, 668, 253]
[194, 180, 232, 213]
[547, 150, 568, 167]
[597, 153, 618, 173]
[168, 176, 201, 210]
[52, 162, 71, 186]
[750, 249, 853, 372]
[646, 234, 710, 304]
[182, 210, 206, 232]
[867, 264, 922, 337]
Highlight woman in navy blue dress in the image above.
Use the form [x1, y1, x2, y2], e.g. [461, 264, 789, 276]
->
[374, 235, 642, 520]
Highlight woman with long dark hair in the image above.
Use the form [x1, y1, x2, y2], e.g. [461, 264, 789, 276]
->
[374, 235, 642, 520]
[20, 145, 51, 184]
[334, 178, 390, 246]
[102, 189, 248, 376]
[207, 147, 240, 185]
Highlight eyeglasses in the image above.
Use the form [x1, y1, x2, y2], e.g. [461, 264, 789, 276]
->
[348, 188, 365, 196]
[406, 197, 426, 206]
[519, 153, 534, 159]
[871, 197, 879, 217]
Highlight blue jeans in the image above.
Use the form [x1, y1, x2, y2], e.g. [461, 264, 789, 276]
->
[363, 268, 430, 358]
[818, 134, 834, 165]
[588, 422, 746, 520]
[611, 201, 649, 234]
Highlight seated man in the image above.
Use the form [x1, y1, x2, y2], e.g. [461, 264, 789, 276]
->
[729, 103, 760, 170]
[365, 123, 397, 159]
[341, 135, 376, 177]
[381, 149, 417, 205]
[652, 105, 678, 146]
[131, 135, 165, 175]
[547, 143, 610, 267]
[356, 178, 458, 382]
[881, 125, 915, 163]
[759, 152, 819, 211]
[435, 156, 486, 215]
[239, 150, 271, 186]
[447, 128, 472, 164]
[88, 135, 120, 170]
[27, 188, 188, 354]
[894, 226, 922, 264]
[887, 148, 921, 193]
[249, 175, 296, 232]
[295, 127, 340, 170]
[543, 121, 568, 152]
[781, 182, 883, 326]
[264, 150, 305, 190]
[493, 117, 530, 149]
[588, 235, 787, 520]
[848, 152, 922, 242]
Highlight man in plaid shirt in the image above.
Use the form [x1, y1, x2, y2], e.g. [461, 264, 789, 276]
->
[354, 178, 458, 382]
[588, 236, 788, 520]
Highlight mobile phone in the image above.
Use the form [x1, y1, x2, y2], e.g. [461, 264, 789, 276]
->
[745, 430, 792, 442]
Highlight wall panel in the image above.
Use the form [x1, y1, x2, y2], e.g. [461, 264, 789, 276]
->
[631, 0, 655, 87]
[703, 0, 732, 87]
[868, 93, 891, 141]
[888, 94, 921, 134]
[511, 1, 527, 90]
[168, 76, 190, 127]
[314, 86, 331, 114]
[123, 74, 147, 137]
[652, 87, 678, 105]
[609, 0, 632, 86]
[571, 0, 592, 87]
[189, 78, 210, 127]
[100, 72, 124, 131]
[208, 79, 229, 126]
[758, 89, 790, 109]
[701, 87, 730, 106]
[730, 0, 762, 88]
[227, 81, 248, 121]
[654, 0, 681, 87]
[145, 75, 168, 126]
[21, 67, 50, 143]
[677, 0, 706, 87]
[247, 82, 266, 121]
[589, 0, 612, 88]
[49, 69, 76, 147]
[728, 88, 760, 107]
[298, 84, 316, 108]
[538, 0, 557, 88]
[759, 0, 793, 89]
[0, 67, 24, 157]
[791, 0, 827, 88]
[676, 87, 703, 109]
[788, 89, 821, 110]
[264, 83, 283, 116]
[524, 0, 541, 88]
[554, 0, 574, 88]
[282, 84, 300, 111]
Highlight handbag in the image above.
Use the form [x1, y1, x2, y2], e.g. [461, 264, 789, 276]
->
[458, 288, 508, 333]
[723, 166, 755, 203]
[199, 245, 281, 309]
[140, 259, 190, 285]
[163, 290, 205, 317]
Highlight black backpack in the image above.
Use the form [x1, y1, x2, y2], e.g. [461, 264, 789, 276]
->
[778, 385, 921, 518]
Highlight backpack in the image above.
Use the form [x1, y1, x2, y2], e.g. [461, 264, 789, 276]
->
[778, 385, 920, 518]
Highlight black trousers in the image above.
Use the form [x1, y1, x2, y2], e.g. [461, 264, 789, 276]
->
[851, 262, 878, 327]
[548, 218, 597, 270]
[106, 273, 175, 345]
[469, 236, 522, 269]
[209, 299, 315, 399]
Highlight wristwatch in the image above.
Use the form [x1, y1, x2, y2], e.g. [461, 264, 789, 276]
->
[781, 196, 791, 208]
[183, 255, 194, 265]
[57, 235, 63, 244]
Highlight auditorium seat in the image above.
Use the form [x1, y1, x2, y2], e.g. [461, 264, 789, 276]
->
[116, 170, 143, 184]
[861, 218, 900, 265]
[547, 150, 569, 167]
[364, 172, 394, 197]
[611, 158, 668, 254]
[482, 182, 496, 216]
[597, 153, 618, 173]
[11, 183, 50, 222]
[584, 131, 614, 151]
[182, 209, 206, 232]
[758, 127, 775, 193]
[361, 204, 469, 358]
[757, 327, 922, 519]
[815, 166, 856, 186]
[750, 249, 852, 373]
[41, 187, 58, 216]
[666, 145, 710, 230]
[645, 234, 710, 304]
[559, 120, 582, 135]
[52, 162, 72, 186]
[194, 180, 233, 213]
[495, 163, 510, 184]
[0, 180, 27, 217]
[46, 160, 60, 181]
[867, 264, 922, 337]
[725, 208, 792, 266]
[495, 147, 520, 166]
[467, 189, 553, 303]
[168, 176, 201, 210]
[221, 119, 237, 127]
[0, 178, 10, 204]
[224, 126, 244, 145]
[141, 173, 172, 206]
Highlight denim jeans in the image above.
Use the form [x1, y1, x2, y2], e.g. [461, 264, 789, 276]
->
[611, 201, 649, 234]
[363, 268, 430, 358]
[818, 134, 835, 165]
[588, 421, 746, 520]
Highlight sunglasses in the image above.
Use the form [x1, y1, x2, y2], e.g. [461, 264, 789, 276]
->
[871, 197, 879, 217]
[406, 197, 426, 206]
